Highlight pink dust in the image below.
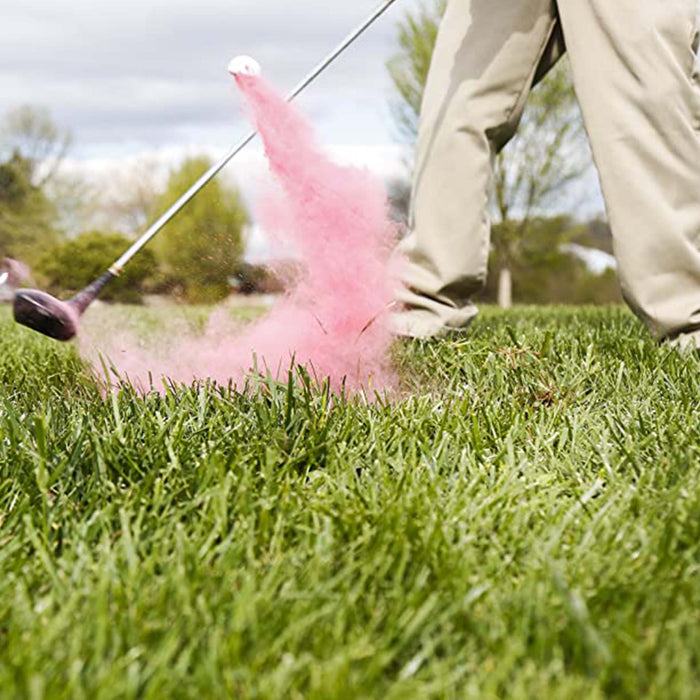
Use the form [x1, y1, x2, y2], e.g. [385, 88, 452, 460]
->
[78, 74, 398, 394]
[1, 257, 30, 286]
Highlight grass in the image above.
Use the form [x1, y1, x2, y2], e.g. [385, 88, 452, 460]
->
[1, 303, 699, 699]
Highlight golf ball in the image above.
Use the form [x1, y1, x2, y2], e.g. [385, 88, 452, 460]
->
[228, 56, 261, 77]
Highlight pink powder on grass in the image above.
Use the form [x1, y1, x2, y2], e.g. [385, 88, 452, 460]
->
[78, 75, 398, 394]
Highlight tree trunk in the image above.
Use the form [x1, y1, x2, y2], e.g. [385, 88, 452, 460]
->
[498, 267, 512, 309]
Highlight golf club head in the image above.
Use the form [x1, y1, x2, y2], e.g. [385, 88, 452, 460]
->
[13, 289, 80, 342]
[13, 271, 116, 342]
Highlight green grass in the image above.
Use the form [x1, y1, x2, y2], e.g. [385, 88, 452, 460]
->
[1, 303, 699, 699]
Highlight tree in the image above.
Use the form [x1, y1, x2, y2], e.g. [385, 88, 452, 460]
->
[387, 0, 446, 144]
[0, 106, 74, 261]
[48, 157, 165, 239]
[0, 152, 59, 265]
[0, 105, 72, 187]
[387, 1, 593, 308]
[492, 63, 590, 307]
[478, 217, 622, 306]
[45, 170, 101, 237]
[36, 231, 157, 304]
[387, 177, 412, 229]
[152, 156, 248, 303]
[100, 156, 163, 234]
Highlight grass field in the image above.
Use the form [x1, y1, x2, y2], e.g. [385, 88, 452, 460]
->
[1, 304, 699, 699]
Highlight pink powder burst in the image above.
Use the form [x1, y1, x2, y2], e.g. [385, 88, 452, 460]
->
[1, 258, 31, 286]
[79, 74, 398, 394]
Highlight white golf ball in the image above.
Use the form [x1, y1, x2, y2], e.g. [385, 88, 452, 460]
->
[228, 56, 261, 77]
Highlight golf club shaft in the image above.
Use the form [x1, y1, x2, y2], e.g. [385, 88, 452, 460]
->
[110, 0, 401, 275]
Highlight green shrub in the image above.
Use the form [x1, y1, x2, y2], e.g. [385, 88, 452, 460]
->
[37, 231, 157, 303]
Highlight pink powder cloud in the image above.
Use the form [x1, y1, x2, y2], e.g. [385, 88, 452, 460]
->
[79, 74, 398, 394]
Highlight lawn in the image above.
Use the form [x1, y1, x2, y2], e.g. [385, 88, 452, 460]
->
[1, 304, 699, 699]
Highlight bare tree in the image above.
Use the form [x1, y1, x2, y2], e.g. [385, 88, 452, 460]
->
[387, 0, 446, 146]
[99, 156, 163, 234]
[45, 171, 101, 237]
[0, 105, 72, 187]
[387, 1, 593, 308]
[42, 156, 165, 239]
[491, 62, 590, 307]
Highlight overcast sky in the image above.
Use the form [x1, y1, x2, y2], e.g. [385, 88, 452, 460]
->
[1, 0, 433, 258]
[1, 0, 604, 259]
[1, 0, 419, 160]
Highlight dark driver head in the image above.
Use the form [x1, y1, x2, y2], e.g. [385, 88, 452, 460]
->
[13, 289, 79, 342]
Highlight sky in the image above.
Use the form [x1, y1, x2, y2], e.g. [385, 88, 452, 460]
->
[1, 1, 416, 161]
[1, 0, 605, 259]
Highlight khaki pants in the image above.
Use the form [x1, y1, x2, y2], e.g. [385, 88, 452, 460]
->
[393, 0, 700, 344]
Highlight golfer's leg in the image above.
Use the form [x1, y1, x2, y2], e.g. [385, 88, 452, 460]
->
[392, 0, 560, 338]
[558, 0, 700, 343]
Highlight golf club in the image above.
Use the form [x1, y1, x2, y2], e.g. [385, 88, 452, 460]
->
[13, 0, 400, 341]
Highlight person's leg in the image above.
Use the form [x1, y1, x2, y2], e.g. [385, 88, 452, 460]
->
[392, 0, 562, 338]
[557, 0, 700, 344]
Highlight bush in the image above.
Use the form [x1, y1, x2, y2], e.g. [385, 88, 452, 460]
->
[37, 231, 157, 304]
[477, 217, 623, 306]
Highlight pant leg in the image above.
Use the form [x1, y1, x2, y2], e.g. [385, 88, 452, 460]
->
[391, 0, 560, 338]
[557, 0, 700, 343]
